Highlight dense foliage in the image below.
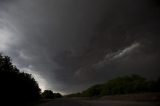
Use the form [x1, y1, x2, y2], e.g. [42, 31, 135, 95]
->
[67, 75, 160, 97]
[0, 54, 41, 105]
[42, 90, 55, 99]
[41, 90, 62, 99]
[54, 92, 63, 98]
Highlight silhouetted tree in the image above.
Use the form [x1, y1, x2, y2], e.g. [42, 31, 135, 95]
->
[41, 90, 63, 99]
[41, 90, 55, 99]
[54, 93, 62, 98]
[0, 54, 41, 105]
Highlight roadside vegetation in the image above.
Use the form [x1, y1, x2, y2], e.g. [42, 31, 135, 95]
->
[67, 75, 160, 97]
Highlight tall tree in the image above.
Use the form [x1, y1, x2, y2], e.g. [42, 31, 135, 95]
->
[0, 54, 41, 105]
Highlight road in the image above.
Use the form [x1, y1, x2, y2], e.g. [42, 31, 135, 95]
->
[37, 99, 86, 106]
[37, 99, 159, 106]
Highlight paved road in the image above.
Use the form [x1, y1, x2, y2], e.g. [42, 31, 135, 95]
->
[38, 99, 159, 106]
[38, 99, 87, 106]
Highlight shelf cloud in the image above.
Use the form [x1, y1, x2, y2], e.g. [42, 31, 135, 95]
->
[0, 0, 160, 94]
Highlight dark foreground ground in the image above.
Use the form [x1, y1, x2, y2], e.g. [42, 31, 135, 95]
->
[36, 98, 160, 106]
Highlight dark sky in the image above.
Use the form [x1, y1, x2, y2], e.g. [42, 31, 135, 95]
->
[0, 0, 160, 94]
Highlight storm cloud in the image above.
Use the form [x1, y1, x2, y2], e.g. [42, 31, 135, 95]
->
[0, 0, 160, 94]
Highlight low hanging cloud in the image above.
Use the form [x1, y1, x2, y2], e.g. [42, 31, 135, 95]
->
[0, 0, 160, 94]
[96, 42, 141, 67]
[112, 42, 140, 60]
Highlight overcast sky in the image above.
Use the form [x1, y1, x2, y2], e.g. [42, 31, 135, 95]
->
[0, 0, 160, 94]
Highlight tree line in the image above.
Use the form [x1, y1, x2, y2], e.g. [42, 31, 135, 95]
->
[67, 75, 160, 97]
[0, 54, 62, 105]
[41, 90, 62, 99]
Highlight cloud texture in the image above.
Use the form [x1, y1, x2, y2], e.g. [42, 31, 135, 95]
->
[0, 0, 160, 93]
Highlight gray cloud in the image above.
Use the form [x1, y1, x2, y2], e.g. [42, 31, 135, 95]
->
[0, 0, 160, 94]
